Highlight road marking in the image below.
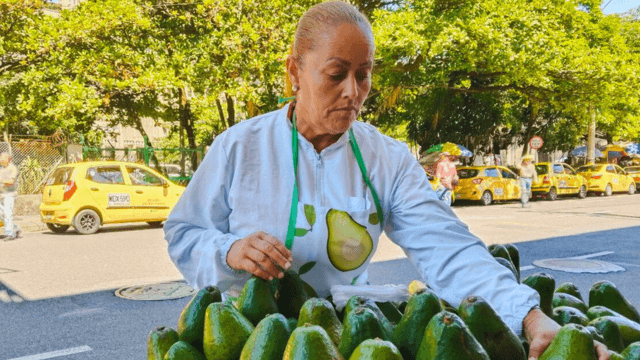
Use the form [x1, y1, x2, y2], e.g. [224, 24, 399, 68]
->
[568, 251, 614, 259]
[59, 307, 104, 318]
[7, 346, 92, 360]
[519, 251, 614, 272]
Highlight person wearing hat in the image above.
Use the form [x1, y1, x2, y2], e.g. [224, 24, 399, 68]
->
[434, 151, 458, 205]
[163, 3, 609, 359]
[0, 152, 21, 240]
[518, 155, 537, 208]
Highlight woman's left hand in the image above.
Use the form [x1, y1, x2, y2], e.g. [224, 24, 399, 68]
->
[523, 307, 610, 360]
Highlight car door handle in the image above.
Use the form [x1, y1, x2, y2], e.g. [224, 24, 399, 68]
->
[91, 187, 99, 191]
[136, 190, 143, 194]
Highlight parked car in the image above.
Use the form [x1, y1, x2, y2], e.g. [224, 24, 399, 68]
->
[40, 161, 185, 234]
[531, 162, 588, 201]
[576, 164, 636, 196]
[454, 166, 521, 206]
[625, 166, 640, 191]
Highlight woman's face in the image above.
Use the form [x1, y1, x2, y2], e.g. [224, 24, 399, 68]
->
[289, 22, 374, 135]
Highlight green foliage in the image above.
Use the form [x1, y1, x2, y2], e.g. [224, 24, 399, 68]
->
[18, 156, 44, 194]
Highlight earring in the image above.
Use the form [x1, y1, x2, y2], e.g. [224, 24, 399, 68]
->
[292, 85, 299, 92]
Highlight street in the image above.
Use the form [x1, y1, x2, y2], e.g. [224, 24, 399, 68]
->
[1, 194, 639, 359]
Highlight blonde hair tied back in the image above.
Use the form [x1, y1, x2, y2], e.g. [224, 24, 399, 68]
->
[285, 1, 374, 98]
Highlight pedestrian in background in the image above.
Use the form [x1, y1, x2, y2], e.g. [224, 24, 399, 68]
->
[0, 153, 21, 240]
[435, 151, 458, 205]
[518, 155, 537, 208]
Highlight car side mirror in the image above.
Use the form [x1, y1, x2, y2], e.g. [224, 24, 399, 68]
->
[162, 180, 170, 188]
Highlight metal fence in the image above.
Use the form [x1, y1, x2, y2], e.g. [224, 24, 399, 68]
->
[0, 138, 67, 195]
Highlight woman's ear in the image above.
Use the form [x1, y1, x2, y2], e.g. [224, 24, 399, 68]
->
[286, 55, 300, 91]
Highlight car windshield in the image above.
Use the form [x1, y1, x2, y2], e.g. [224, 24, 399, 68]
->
[535, 165, 548, 175]
[458, 169, 479, 179]
[577, 165, 602, 172]
[46, 167, 74, 185]
[626, 167, 640, 174]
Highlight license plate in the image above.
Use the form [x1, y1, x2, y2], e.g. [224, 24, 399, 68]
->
[455, 194, 462, 199]
[108, 193, 131, 206]
[44, 214, 53, 220]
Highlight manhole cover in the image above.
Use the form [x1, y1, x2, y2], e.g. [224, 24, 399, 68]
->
[533, 258, 625, 274]
[115, 282, 195, 301]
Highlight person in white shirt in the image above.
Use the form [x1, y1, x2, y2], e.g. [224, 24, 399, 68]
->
[0, 152, 21, 240]
[164, 2, 608, 359]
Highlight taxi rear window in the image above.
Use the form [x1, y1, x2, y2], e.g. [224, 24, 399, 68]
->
[46, 167, 74, 186]
[578, 165, 601, 172]
[535, 165, 548, 174]
[458, 169, 479, 179]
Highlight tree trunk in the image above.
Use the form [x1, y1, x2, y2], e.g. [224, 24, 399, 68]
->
[225, 93, 235, 127]
[132, 114, 162, 172]
[215, 98, 227, 129]
[587, 106, 596, 164]
[179, 94, 198, 172]
[521, 101, 538, 156]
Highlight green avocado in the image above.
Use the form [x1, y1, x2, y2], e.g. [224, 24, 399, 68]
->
[339, 307, 390, 359]
[584, 326, 606, 344]
[235, 276, 279, 326]
[375, 302, 403, 325]
[344, 296, 395, 339]
[286, 318, 298, 333]
[148, 326, 180, 360]
[203, 302, 254, 360]
[164, 340, 206, 360]
[589, 316, 633, 350]
[326, 209, 373, 272]
[177, 286, 221, 350]
[458, 295, 527, 360]
[555, 282, 584, 302]
[298, 298, 343, 347]
[416, 311, 490, 360]
[553, 292, 588, 314]
[589, 281, 640, 323]
[391, 287, 442, 360]
[494, 256, 520, 283]
[348, 338, 403, 360]
[539, 324, 597, 360]
[608, 350, 624, 360]
[522, 273, 555, 317]
[488, 244, 513, 264]
[587, 305, 625, 320]
[503, 243, 521, 276]
[552, 306, 589, 326]
[239, 313, 291, 360]
[283, 324, 344, 360]
[276, 270, 317, 318]
[621, 342, 640, 360]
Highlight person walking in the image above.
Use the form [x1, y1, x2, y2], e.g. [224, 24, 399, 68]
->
[435, 152, 458, 205]
[518, 155, 537, 208]
[0, 152, 21, 240]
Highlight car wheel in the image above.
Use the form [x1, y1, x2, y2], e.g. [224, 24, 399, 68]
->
[147, 221, 163, 228]
[604, 184, 613, 196]
[46, 223, 70, 234]
[73, 209, 101, 235]
[481, 191, 492, 206]
[548, 187, 558, 201]
[629, 184, 636, 195]
[577, 185, 587, 199]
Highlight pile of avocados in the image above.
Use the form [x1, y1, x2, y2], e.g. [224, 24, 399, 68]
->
[148, 243, 640, 360]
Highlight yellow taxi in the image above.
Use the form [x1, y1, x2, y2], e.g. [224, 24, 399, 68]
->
[576, 164, 636, 196]
[455, 166, 521, 206]
[625, 166, 640, 191]
[40, 161, 185, 234]
[531, 163, 588, 200]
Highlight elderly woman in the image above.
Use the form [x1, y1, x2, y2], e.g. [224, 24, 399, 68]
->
[164, 2, 608, 359]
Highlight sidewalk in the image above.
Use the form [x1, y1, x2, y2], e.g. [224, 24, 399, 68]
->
[11, 214, 47, 233]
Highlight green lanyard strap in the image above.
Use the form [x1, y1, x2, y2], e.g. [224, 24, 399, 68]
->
[285, 104, 384, 250]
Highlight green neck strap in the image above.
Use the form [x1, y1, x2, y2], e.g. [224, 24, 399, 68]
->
[285, 106, 383, 250]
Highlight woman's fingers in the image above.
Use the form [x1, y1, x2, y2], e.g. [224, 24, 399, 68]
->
[240, 258, 272, 280]
[258, 233, 293, 262]
[253, 235, 291, 270]
[593, 341, 610, 360]
[245, 247, 283, 280]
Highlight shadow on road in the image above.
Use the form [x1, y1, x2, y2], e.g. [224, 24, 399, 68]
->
[40, 223, 163, 236]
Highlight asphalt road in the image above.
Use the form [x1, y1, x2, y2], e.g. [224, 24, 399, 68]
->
[1, 193, 639, 359]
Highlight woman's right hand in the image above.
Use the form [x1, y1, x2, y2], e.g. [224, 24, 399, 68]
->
[226, 231, 293, 280]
